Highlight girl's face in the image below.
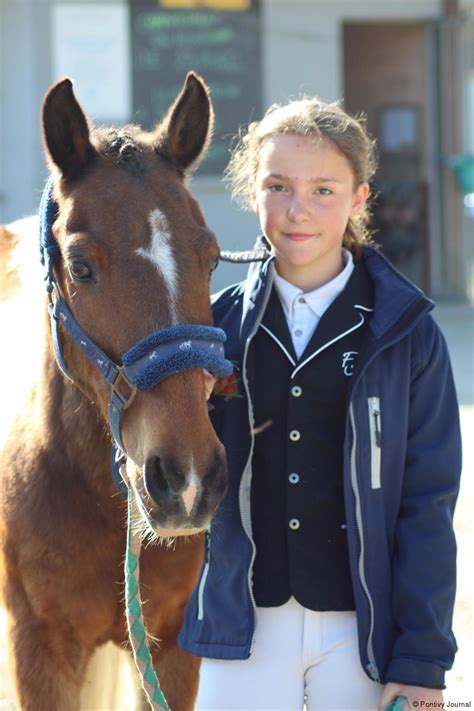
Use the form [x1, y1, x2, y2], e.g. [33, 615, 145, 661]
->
[251, 134, 369, 291]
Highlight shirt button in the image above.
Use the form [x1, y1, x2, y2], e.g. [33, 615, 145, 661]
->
[298, 297, 305, 304]
[294, 329, 303, 337]
[289, 518, 300, 530]
[288, 472, 300, 484]
[291, 385, 302, 397]
[289, 429, 301, 442]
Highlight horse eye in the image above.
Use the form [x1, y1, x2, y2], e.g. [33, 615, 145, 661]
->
[209, 256, 219, 274]
[68, 260, 93, 282]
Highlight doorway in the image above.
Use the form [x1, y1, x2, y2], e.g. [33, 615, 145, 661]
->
[343, 22, 432, 290]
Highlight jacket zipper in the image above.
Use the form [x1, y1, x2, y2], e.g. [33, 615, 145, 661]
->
[349, 403, 380, 682]
[197, 530, 211, 621]
[368, 396, 382, 489]
[345, 302, 431, 684]
[239, 265, 275, 654]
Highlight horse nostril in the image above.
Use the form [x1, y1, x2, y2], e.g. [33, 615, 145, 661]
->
[143, 451, 226, 524]
[198, 450, 228, 515]
[144, 456, 185, 505]
[144, 456, 165, 503]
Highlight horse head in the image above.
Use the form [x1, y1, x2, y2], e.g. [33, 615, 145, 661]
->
[41, 73, 229, 538]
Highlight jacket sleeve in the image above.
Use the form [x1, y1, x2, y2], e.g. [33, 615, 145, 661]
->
[385, 315, 462, 689]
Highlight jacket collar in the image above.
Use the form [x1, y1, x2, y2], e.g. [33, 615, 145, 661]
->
[240, 244, 275, 342]
[362, 247, 433, 339]
[240, 238, 432, 342]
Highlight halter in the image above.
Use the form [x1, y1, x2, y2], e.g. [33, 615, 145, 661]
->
[39, 177, 233, 454]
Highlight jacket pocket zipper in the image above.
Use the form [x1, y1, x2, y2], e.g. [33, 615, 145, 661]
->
[368, 396, 382, 489]
[197, 531, 211, 621]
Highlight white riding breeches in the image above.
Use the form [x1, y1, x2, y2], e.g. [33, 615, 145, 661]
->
[196, 596, 382, 711]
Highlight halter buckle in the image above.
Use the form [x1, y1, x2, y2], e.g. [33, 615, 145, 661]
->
[110, 367, 137, 410]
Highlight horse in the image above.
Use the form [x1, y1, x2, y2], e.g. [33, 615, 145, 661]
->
[0, 72, 231, 711]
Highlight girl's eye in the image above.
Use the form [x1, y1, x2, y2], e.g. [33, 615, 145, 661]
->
[268, 184, 285, 192]
[68, 260, 93, 282]
[316, 187, 333, 196]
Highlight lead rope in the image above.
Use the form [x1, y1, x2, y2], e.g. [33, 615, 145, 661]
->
[125, 488, 171, 711]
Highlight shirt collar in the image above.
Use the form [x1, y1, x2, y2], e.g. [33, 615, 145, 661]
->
[273, 249, 354, 319]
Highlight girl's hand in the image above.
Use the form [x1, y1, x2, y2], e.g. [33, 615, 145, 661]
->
[377, 682, 444, 710]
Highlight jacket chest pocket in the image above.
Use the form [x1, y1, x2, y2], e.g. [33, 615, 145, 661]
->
[368, 396, 382, 489]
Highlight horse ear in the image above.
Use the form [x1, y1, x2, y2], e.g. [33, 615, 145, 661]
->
[158, 71, 214, 172]
[42, 78, 96, 178]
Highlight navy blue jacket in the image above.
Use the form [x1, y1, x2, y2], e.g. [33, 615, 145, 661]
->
[179, 246, 461, 690]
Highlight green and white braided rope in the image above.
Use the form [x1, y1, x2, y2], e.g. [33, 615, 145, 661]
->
[125, 488, 171, 711]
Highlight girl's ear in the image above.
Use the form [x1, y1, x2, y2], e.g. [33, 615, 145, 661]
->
[351, 181, 370, 217]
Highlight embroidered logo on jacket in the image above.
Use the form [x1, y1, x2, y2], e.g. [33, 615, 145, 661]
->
[342, 351, 358, 376]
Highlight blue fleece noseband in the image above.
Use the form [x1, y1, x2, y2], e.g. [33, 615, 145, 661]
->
[40, 178, 233, 453]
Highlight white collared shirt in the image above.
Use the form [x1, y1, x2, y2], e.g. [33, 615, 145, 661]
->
[273, 250, 354, 359]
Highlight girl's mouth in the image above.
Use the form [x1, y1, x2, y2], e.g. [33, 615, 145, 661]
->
[284, 232, 315, 241]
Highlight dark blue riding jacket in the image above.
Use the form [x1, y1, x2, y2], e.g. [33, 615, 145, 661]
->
[178, 245, 461, 690]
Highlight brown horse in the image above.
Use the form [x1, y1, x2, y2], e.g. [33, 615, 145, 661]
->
[0, 73, 229, 710]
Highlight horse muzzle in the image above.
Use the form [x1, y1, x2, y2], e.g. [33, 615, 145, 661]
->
[135, 447, 228, 535]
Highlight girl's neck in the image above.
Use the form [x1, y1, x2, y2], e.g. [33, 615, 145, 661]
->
[274, 252, 346, 293]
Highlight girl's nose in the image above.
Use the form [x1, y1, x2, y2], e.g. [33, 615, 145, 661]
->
[287, 196, 310, 222]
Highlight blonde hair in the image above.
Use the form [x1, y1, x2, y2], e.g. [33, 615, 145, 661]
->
[224, 97, 378, 254]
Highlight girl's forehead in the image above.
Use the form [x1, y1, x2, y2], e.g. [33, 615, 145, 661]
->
[256, 134, 353, 178]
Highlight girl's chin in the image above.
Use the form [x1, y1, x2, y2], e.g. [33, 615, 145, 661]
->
[275, 254, 319, 270]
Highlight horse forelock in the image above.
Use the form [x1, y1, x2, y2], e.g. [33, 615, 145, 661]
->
[94, 127, 147, 174]
[92, 125, 185, 179]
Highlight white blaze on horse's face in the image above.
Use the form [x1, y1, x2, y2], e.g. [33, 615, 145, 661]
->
[136, 209, 179, 324]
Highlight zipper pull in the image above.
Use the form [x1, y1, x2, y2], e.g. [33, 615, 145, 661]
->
[370, 397, 382, 447]
[366, 662, 381, 683]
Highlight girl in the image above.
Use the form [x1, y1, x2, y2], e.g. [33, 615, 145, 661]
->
[178, 98, 462, 710]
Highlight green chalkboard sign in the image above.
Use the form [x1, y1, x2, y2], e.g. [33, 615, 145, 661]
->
[131, 1, 261, 174]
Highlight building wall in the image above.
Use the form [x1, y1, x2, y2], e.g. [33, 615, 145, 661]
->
[3, 0, 467, 298]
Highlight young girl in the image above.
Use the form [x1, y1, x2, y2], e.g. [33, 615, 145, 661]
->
[178, 98, 462, 710]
